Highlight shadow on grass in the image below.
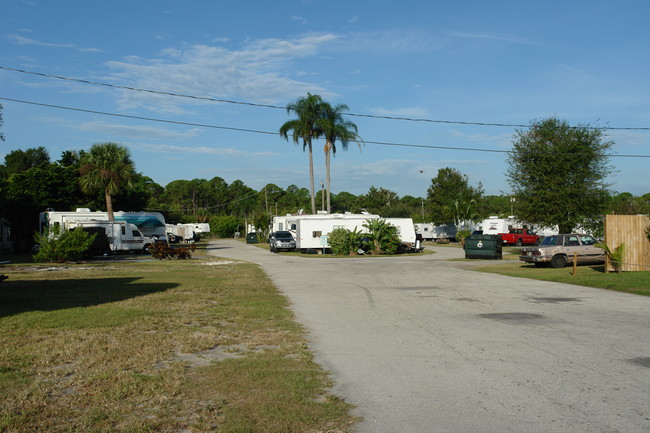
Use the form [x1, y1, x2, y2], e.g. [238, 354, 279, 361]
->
[0, 277, 177, 318]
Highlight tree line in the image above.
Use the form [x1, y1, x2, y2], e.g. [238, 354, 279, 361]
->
[1, 101, 649, 253]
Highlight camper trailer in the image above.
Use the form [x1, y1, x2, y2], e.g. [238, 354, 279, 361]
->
[40, 209, 168, 244]
[66, 220, 150, 254]
[165, 223, 196, 243]
[273, 213, 418, 252]
[414, 223, 435, 241]
[480, 216, 517, 235]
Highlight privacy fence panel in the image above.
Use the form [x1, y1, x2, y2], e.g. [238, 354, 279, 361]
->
[604, 214, 650, 272]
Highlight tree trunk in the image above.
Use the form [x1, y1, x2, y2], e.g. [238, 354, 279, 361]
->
[105, 189, 114, 220]
[325, 141, 332, 214]
[308, 139, 316, 214]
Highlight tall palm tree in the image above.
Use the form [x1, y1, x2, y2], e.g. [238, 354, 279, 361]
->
[79, 142, 135, 220]
[317, 102, 362, 213]
[279, 93, 324, 215]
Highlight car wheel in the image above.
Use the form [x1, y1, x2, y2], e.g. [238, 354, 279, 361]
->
[516, 238, 523, 246]
[550, 254, 568, 268]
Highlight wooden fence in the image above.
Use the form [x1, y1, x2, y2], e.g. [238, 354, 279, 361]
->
[604, 214, 650, 272]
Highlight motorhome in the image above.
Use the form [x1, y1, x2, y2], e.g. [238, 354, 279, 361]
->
[65, 220, 150, 254]
[40, 209, 168, 244]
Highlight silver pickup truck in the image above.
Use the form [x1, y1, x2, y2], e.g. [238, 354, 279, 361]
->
[519, 233, 604, 268]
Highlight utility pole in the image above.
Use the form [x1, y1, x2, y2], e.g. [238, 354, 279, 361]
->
[320, 180, 325, 212]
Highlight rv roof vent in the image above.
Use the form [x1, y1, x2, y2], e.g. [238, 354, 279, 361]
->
[76, 208, 91, 212]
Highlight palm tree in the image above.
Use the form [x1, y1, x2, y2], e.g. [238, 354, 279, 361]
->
[279, 93, 324, 215]
[317, 102, 362, 213]
[79, 142, 135, 220]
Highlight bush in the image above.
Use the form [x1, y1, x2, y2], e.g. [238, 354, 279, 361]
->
[33, 226, 97, 263]
[362, 219, 401, 255]
[328, 227, 351, 255]
[150, 243, 196, 260]
[455, 229, 471, 245]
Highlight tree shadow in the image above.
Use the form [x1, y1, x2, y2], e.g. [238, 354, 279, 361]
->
[0, 277, 178, 318]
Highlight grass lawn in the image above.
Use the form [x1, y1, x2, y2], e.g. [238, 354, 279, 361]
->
[474, 261, 650, 296]
[0, 250, 357, 432]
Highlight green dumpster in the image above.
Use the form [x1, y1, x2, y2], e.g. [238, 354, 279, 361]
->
[464, 234, 502, 259]
[245, 232, 259, 244]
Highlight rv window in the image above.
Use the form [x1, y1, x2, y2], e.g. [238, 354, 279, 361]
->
[290, 223, 296, 230]
[121, 226, 126, 235]
[132, 230, 141, 237]
[312, 231, 322, 238]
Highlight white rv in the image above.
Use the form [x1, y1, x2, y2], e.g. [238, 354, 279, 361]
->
[414, 223, 435, 241]
[66, 220, 150, 254]
[480, 216, 517, 235]
[40, 209, 168, 244]
[273, 213, 417, 252]
[165, 223, 196, 243]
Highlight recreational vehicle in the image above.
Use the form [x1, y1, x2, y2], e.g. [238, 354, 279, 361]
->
[273, 213, 418, 252]
[480, 216, 517, 235]
[165, 223, 196, 243]
[40, 209, 168, 244]
[65, 220, 150, 254]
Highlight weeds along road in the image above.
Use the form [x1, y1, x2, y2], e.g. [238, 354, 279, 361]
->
[207, 240, 650, 433]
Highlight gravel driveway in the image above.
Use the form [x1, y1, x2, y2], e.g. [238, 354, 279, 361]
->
[208, 240, 650, 433]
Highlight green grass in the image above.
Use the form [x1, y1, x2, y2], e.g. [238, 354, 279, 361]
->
[0, 253, 357, 433]
[474, 261, 650, 296]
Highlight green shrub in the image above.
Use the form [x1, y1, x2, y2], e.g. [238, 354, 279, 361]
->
[455, 229, 471, 245]
[362, 219, 401, 255]
[33, 226, 97, 263]
[328, 227, 351, 255]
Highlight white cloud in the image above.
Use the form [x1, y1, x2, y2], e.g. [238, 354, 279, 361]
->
[137, 142, 277, 158]
[104, 34, 339, 113]
[368, 106, 429, 118]
[75, 121, 202, 140]
[8, 33, 74, 48]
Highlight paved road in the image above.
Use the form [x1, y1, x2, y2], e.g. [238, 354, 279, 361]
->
[207, 240, 650, 433]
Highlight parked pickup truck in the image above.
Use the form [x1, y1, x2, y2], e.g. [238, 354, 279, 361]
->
[499, 228, 540, 246]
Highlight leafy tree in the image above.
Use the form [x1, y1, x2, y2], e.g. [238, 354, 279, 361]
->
[331, 191, 359, 213]
[79, 142, 135, 220]
[506, 117, 613, 233]
[426, 168, 483, 225]
[279, 93, 324, 214]
[0, 147, 50, 178]
[316, 101, 362, 213]
[210, 215, 241, 238]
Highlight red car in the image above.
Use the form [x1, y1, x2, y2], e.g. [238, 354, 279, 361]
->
[499, 228, 540, 246]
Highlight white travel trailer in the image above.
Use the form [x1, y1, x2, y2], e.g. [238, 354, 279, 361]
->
[414, 223, 435, 241]
[166, 223, 196, 243]
[273, 213, 418, 252]
[480, 216, 517, 235]
[66, 219, 150, 254]
[192, 223, 211, 234]
[40, 209, 168, 244]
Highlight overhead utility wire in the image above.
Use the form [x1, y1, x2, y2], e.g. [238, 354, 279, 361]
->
[2, 65, 649, 131]
[2, 96, 648, 159]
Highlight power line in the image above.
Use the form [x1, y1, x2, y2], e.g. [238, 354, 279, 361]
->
[2, 96, 649, 158]
[3, 65, 650, 131]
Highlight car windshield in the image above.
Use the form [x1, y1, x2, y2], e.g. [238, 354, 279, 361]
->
[274, 231, 293, 240]
[540, 236, 558, 246]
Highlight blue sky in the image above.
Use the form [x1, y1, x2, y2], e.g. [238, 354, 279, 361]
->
[1, 0, 649, 200]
